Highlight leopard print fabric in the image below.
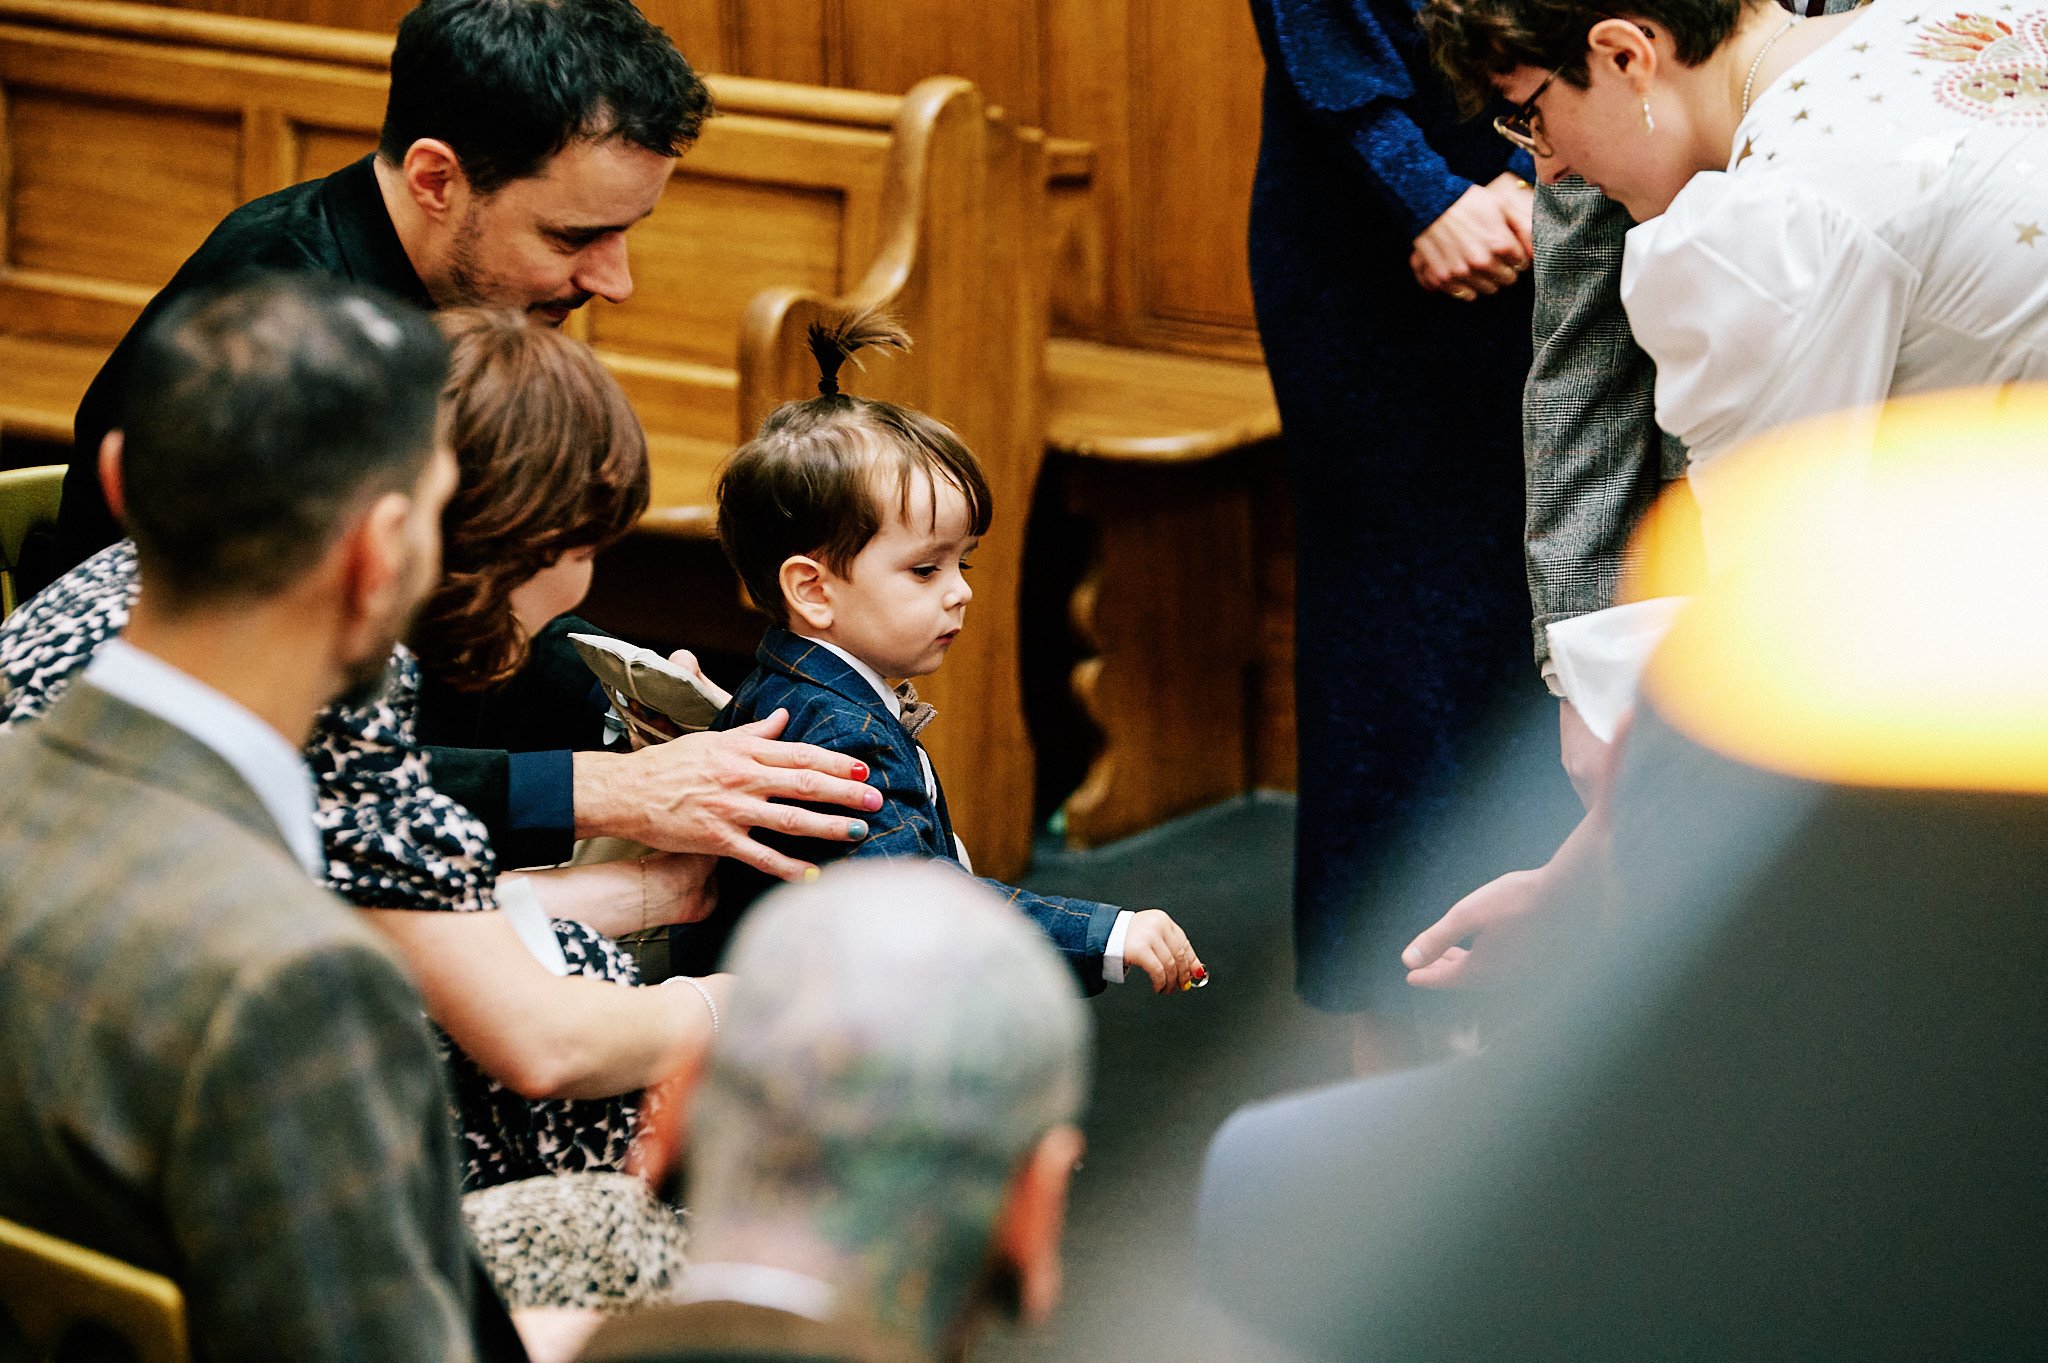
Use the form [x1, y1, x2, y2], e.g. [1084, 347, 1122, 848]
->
[462, 1171, 689, 1310]
[1, 540, 640, 1189]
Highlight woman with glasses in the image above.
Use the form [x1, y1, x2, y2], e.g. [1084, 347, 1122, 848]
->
[1403, 0, 2048, 986]
[1248, 0, 1580, 1059]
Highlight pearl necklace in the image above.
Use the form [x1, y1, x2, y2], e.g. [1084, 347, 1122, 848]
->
[1742, 16, 1800, 116]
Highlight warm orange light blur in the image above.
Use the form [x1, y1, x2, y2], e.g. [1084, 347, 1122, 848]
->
[1639, 385, 2048, 792]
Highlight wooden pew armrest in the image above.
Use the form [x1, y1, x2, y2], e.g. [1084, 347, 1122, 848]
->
[1045, 336, 1278, 464]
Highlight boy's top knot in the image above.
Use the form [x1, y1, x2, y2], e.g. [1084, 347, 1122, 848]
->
[805, 305, 911, 401]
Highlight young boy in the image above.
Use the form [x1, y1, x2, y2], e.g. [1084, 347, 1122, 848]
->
[688, 313, 1206, 996]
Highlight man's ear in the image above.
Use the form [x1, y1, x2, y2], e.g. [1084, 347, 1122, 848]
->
[399, 138, 469, 222]
[990, 1125, 1085, 1327]
[334, 490, 414, 649]
[780, 555, 834, 633]
[1587, 17, 1660, 91]
[98, 431, 127, 526]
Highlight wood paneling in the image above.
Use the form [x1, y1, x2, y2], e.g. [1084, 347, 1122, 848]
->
[112, 0, 1268, 361]
[0, 0, 1057, 873]
[295, 123, 373, 179]
[9, 92, 238, 283]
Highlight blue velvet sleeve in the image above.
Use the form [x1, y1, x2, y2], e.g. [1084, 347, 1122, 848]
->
[1254, 0, 1498, 237]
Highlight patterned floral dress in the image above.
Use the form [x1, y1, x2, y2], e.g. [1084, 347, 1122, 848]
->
[0, 542, 640, 1189]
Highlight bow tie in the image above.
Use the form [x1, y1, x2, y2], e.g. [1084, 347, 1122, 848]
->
[893, 680, 937, 739]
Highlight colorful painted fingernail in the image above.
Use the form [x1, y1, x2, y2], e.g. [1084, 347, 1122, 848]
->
[851, 762, 869, 780]
[848, 820, 869, 839]
[802, 866, 822, 882]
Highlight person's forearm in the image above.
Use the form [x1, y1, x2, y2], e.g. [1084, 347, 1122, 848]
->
[361, 908, 714, 1101]
[514, 860, 643, 938]
[1524, 178, 1671, 671]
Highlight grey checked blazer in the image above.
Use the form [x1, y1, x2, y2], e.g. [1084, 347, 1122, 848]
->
[1523, 0, 1866, 675]
[0, 683, 517, 1362]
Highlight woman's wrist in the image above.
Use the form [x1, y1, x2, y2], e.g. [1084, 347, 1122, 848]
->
[662, 975, 721, 1039]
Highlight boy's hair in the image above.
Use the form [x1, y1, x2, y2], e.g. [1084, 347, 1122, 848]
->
[380, 0, 712, 195]
[715, 308, 993, 626]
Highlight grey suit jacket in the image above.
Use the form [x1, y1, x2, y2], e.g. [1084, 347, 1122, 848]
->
[0, 683, 511, 1363]
[1523, 0, 1866, 677]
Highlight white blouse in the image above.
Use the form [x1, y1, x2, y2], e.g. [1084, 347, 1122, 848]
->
[1624, 0, 2048, 468]
[1556, 0, 2048, 739]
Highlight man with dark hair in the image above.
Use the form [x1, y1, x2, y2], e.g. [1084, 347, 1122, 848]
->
[0, 274, 525, 1363]
[61, 0, 709, 570]
[41, 0, 877, 884]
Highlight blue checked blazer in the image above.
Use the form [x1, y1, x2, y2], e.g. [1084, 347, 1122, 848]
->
[697, 628, 1120, 994]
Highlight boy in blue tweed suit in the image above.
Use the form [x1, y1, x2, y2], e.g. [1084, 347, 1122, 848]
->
[683, 311, 1206, 997]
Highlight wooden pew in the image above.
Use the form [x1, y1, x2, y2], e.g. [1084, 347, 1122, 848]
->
[0, 0, 1048, 878]
[1042, 340, 1289, 850]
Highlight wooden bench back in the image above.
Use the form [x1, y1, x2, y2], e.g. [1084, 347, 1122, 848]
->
[0, 0, 1049, 875]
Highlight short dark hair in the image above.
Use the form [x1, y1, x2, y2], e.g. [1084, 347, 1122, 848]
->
[412, 308, 650, 691]
[380, 0, 713, 195]
[716, 310, 993, 627]
[117, 273, 449, 609]
[1421, 0, 1754, 114]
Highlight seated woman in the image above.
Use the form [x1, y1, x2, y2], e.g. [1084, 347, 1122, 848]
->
[1407, 0, 2048, 980]
[0, 310, 725, 1193]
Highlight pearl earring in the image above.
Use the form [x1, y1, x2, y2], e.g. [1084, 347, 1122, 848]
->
[1641, 98, 1657, 133]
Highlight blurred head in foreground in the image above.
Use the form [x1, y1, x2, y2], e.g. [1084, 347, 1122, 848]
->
[689, 861, 1090, 1361]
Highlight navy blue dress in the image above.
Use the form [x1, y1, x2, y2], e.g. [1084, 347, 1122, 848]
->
[1249, 0, 1568, 1010]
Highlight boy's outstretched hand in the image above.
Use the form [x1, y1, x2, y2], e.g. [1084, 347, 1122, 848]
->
[1123, 909, 1208, 994]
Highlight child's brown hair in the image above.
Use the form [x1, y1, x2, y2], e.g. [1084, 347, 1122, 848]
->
[715, 307, 993, 625]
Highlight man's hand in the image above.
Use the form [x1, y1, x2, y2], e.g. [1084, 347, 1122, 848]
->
[1401, 867, 1548, 989]
[574, 710, 883, 881]
[1409, 172, 1535, 300]
[1559, 699, 1614, 809]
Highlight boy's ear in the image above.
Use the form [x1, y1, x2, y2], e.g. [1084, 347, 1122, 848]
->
[780, 555, 834, 632]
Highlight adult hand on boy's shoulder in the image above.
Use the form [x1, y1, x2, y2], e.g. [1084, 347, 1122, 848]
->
[571, 710, 885, 881]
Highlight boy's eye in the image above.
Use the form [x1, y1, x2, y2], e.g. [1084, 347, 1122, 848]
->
[911, 565, 939, 579]
[959, 558, 974, 573]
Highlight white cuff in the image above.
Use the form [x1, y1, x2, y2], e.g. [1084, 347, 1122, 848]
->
[496, 875, 570, 976]
[1545, 597, 1688, 743]
[1102, 910, 1134, 985]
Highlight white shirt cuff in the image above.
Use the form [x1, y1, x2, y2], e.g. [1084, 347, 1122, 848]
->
[496, 875, 570, 976]
[1102, 910, 1134, 985]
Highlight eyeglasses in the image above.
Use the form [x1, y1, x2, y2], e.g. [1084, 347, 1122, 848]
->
[1493, 64, 1563, 157]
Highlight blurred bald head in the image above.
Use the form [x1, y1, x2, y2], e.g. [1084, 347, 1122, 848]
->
[689, 860, 1090, 1352]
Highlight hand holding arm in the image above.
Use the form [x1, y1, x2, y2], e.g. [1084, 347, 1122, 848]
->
[513, 853, 718, 938]
[1409, 171, 1534, 298]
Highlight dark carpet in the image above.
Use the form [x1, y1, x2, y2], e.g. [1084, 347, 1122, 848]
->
[977, 793, 1350, 1362]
